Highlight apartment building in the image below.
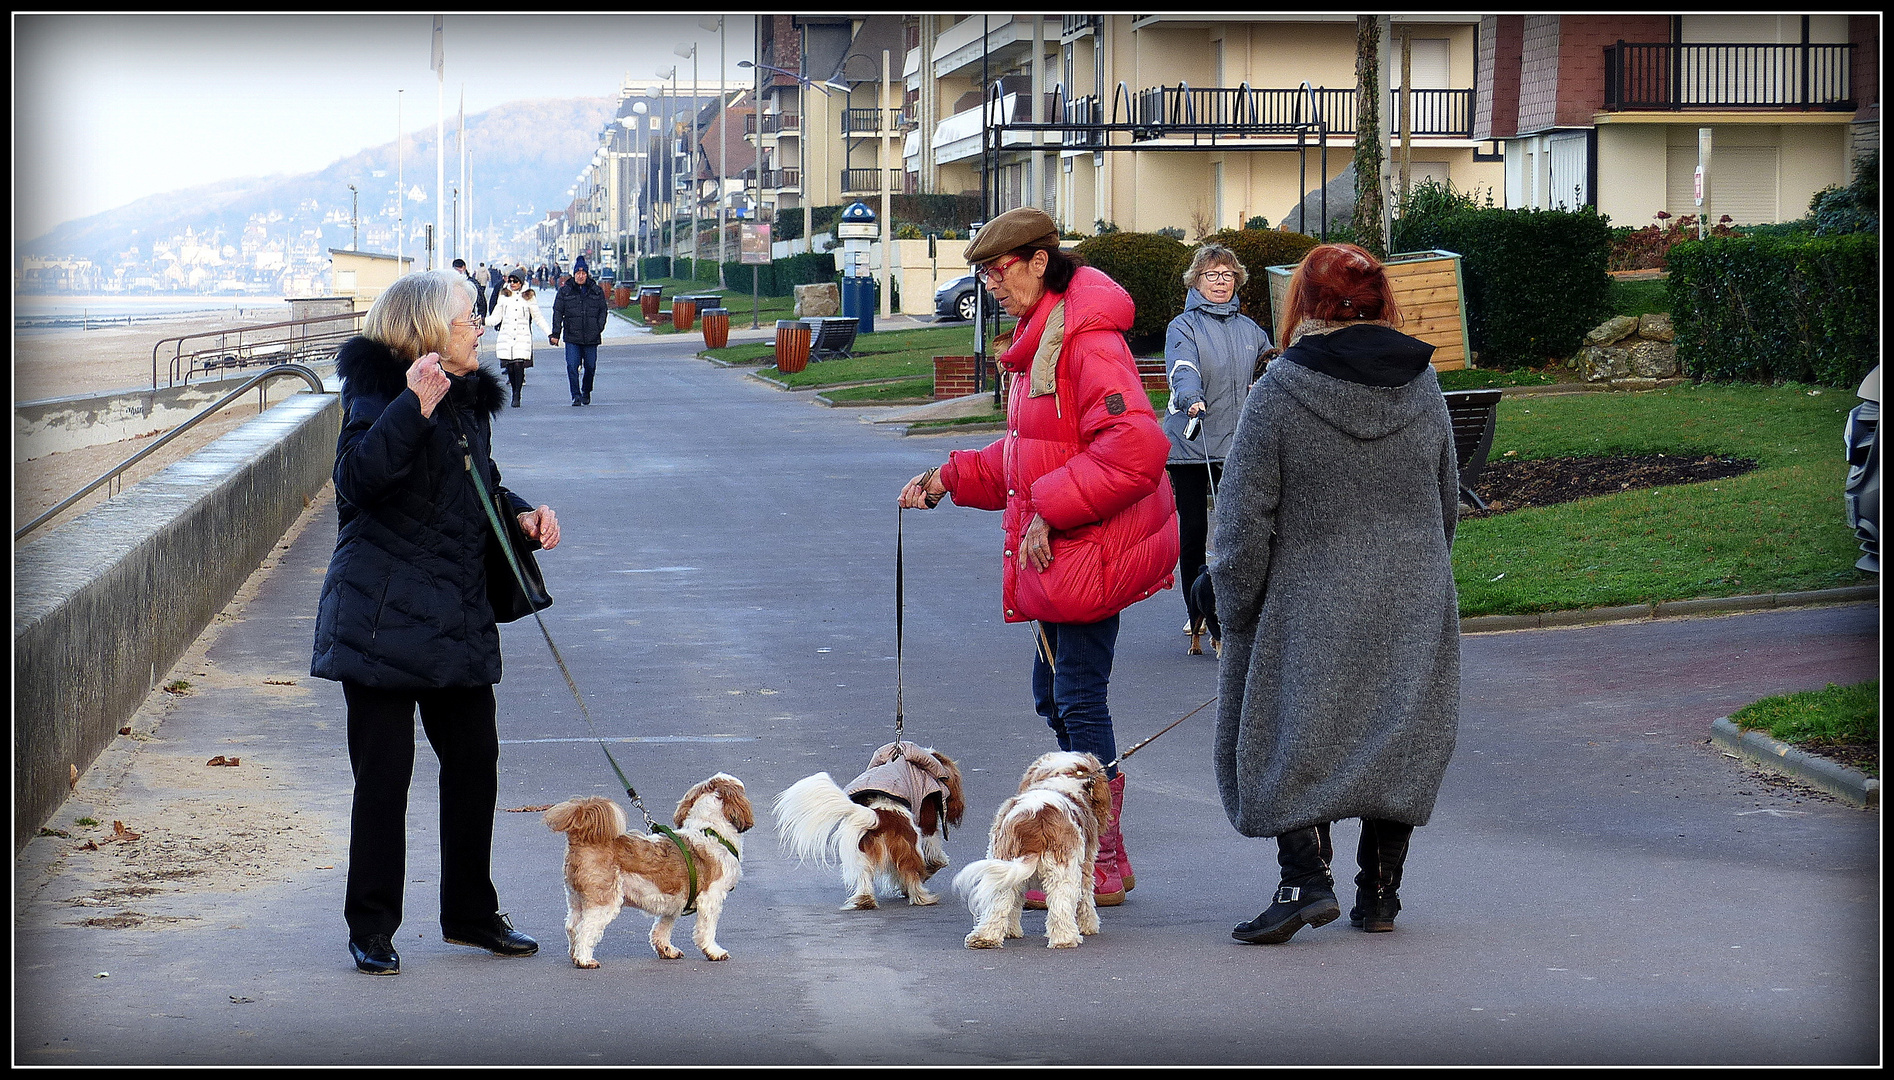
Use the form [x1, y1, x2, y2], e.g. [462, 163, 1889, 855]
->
[899, 15, 1504, 236]
[1479, 14, 1876, 227]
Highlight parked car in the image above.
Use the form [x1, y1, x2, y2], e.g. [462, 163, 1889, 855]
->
[934, 273, 998, 323]
[1843, 365, 1880, 572]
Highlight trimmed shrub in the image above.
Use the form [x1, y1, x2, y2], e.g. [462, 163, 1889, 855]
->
[1073, 231, 1193, 350]
[1204, 228, 1321, 335]
[711, 252, 838, 298]
[1667, 233, 1878, 388]
[1809, 150, 1878, 237]
[1393, 205, 1613, 369]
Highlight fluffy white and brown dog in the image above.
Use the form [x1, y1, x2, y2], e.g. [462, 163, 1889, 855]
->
[542, 774, 754, 969]
[772, 741, 966, 909]
[953, 750, 1114, 949]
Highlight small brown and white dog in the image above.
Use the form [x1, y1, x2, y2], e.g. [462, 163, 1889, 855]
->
[543, 774, 754, 969]
[772, 741, 965, 909]
[953, 751, 1114, 949]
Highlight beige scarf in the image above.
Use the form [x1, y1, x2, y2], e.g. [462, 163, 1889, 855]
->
[1286, 316, 1395, 347]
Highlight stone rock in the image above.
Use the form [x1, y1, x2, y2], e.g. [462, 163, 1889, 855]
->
[1609, 377, 1665, 391]
[1281, 163, 1357, 237]
[794, 283, 840, 318]
[1585, 315, 1640, 347]
[1578, 345, 1632, 383]
[1628, 340, 1679, 378]
[1638, 313, 1675, 342]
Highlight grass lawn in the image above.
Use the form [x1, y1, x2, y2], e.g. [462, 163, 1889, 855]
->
[1730, 680, 1878, 776]
[1606, 276, 1671, 319]
[1452, 382, 1874, 616]
[712, 324, 1008, 388]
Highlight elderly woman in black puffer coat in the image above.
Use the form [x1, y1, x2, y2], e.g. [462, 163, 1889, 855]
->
[312, 269, 562, 976]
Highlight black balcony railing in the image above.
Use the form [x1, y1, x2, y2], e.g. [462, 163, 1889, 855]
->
[756, 113, 801, 135]
[1604, 41, 1856, 110]
[760, 168, 801, 189]
[1126, 85, 1471, 138]
[840, 168, 904, 193]
[843, 107, 908, 134]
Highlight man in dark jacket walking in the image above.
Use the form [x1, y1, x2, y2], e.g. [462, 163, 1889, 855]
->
[550, 255, 609, 406]
[486, 264, 505, 321]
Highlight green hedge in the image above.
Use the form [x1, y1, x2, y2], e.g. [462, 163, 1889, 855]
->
[1072, 232, 1193, 349]
[1393, 205, 1613, 369]
[1204, 228, 1322, 337]
[703, 252, 837, 298]
[1666, 233, 1878, 388]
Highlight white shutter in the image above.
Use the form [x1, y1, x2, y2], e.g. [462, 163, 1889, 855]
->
[1709, 146, 1780, 224]
[1548, 132, 1588, 209]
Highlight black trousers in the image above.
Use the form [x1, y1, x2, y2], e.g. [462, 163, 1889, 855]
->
[1167, 461, 1223, 626]
[343, 681, 500, 939]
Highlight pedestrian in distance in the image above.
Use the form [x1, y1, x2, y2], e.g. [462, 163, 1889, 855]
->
[1162, 242, 1273, 659]
[311, 268, 563, 975]
[486, 264, 505, 323]
[490, 271, 549, 408]
[900, 206, 1178, 910]
[454, 258, 487, 324]
[1209, 242, 1460, 946]
[550, 255, 608, 406]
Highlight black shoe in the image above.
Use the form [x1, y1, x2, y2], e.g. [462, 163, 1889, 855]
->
[581, 391, 591, 405]
[1232, 884, 1340, 944]
[441, 912, 538, 956]
[510, 392, 521, 408]
[1350, 817, 1413, 932]
[349, 933, 400, 975]
[1349, 889, 1402, 932]
[571, 396, 583, 407]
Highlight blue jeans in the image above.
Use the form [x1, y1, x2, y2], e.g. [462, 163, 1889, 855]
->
[565, 343, 598, 399]
[1030, 616, 1120, 779]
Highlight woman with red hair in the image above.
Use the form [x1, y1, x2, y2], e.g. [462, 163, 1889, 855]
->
[1209, 243, 1461, 945]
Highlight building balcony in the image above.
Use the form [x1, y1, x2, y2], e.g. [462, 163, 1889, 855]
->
[843, 107, 909, 136]
[840, 168, 906, 194]
[1603, 41, 1856, 111]
[745, 113, 802, 136]
[760, 168, 801, 192]
[1128, 84, 1474, 140]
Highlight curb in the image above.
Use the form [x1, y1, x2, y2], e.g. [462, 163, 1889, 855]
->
[1709, 717, 1879, 808]
[1459, 586, 1878, 634]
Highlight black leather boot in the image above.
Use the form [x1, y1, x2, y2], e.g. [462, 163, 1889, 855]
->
[1232, 825, 1340, 944]
[1350, 817, 1414, 932]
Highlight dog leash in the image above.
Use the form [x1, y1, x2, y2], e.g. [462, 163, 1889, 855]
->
[457, 418, 708, 907]
[1106, 696, 1218, 772]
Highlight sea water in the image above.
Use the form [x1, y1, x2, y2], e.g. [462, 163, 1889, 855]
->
[14, 295, 294, 330]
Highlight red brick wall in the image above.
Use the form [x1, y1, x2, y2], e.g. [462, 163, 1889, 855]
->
[1556, 16, 1671, 128]
[1852, 15, 1879, 122]
[933, 356, 980, 399]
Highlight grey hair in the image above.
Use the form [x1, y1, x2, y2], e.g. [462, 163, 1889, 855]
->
[362, 269, 477, 363]
[1182, 243, 1248, 291]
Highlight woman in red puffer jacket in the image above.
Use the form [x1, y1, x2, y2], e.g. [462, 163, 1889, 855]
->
[901, 207, 1177, 907]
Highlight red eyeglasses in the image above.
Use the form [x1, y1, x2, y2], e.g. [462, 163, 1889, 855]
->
[974, 255, 1023, 284]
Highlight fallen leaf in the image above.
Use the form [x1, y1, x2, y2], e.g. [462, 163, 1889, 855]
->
[112, 821, 140, 841]
[69, 764, 79, 791]
[205, 756, 241, 767]
[119, 727, 133, 736]
[75, 841, 99, 851]
[263, 679, 297, 686]
[229, 996, 255, 1004]
[504, 804, 554, 813]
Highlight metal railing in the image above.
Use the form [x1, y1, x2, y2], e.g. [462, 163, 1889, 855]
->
[153, 309, 363, 388]
[760, 168, 801, 189]
[17, 364, 329, 542]
[759, 113, 801, 135]
[841, 168, 905, 193]
[1604, 41, 1856, 110]
[843, 107, 907, 134]
[1129, 84, 1471, 138]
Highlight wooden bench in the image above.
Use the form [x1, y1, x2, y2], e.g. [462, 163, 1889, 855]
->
[1443, 389, 1504, 510]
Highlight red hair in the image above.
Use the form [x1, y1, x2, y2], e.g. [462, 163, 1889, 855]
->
[1278, 243, 1403, 344]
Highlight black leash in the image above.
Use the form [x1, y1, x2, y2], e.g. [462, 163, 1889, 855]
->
[455, 415, 706, 907]
[1106, 696, 1217, 772]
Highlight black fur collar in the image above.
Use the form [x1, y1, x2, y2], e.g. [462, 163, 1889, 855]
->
[336, 335, 506, 418]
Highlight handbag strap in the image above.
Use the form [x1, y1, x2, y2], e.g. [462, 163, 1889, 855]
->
[446, 407, 666, 834]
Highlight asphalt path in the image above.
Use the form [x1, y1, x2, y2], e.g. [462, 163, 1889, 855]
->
[13, 337, 1882, 1065]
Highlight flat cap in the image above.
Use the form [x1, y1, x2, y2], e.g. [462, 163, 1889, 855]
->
[964, 206, 1060, 265]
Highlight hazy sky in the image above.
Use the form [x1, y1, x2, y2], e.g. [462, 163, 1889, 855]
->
[12, 13, 759, 240]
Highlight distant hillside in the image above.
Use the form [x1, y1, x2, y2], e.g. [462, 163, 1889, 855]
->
[23, 97, 615, 263]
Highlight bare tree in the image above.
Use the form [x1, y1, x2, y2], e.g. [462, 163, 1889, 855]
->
[1353, 15, 1388, 257]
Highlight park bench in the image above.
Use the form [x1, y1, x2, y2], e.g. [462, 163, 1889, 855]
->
[805, 316, 860, 361]
[1443, 388, 1504, 510]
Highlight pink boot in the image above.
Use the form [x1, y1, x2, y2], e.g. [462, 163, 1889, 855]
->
[1108, 773, 1134, 892]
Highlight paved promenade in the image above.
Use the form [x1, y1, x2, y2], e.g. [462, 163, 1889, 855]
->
[13, 334, 1881, 1065]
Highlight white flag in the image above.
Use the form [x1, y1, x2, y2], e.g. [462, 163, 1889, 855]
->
[430, 16, 443, 75]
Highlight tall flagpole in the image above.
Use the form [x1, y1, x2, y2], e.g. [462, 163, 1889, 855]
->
[397, 89, 405, 270]
[458, 84, 467, 265]
[433, 15, 444, 271]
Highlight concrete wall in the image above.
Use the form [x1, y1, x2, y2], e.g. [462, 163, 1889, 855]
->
[13, 392, 340, 852]
[15, 362, 335, 462]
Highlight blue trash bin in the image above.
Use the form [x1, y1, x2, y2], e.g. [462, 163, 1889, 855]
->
[841, 277, 875, 334]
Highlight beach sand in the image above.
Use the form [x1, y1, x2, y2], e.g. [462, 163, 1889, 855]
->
[14, 311, 316, 532]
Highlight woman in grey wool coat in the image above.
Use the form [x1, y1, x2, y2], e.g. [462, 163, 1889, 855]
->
[1209, 243, 1460, 945]
[1162, 243, 1272, 657]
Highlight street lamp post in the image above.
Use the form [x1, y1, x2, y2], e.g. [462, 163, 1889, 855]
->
[658, 66, 678, 273]
[675, 42, 699, 279]
[739, 58, 837, 258]
[348, 184, 359, 251]
[700, 17, 728, 287]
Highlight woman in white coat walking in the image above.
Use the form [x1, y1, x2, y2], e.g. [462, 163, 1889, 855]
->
[489, 272, 550, 407]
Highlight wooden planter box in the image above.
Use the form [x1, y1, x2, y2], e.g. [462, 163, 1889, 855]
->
[1266, 249, 1471, 371]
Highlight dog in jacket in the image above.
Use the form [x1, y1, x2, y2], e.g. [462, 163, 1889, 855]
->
[773, 742, 965, 909]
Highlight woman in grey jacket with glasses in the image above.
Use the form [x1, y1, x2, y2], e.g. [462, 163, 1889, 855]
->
[1162, 243, 1272, 656]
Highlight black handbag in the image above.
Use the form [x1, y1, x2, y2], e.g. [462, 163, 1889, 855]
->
[448, 409, 552, 623]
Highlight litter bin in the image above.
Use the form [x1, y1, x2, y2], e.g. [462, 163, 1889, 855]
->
[640, 286, 663, 320]
[841, 277, 876, 334]
[775, 319, 811, 374]
[613, 284, 632, 308]
[672, 295, 698, 332]
[701, 308, 730, 349]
